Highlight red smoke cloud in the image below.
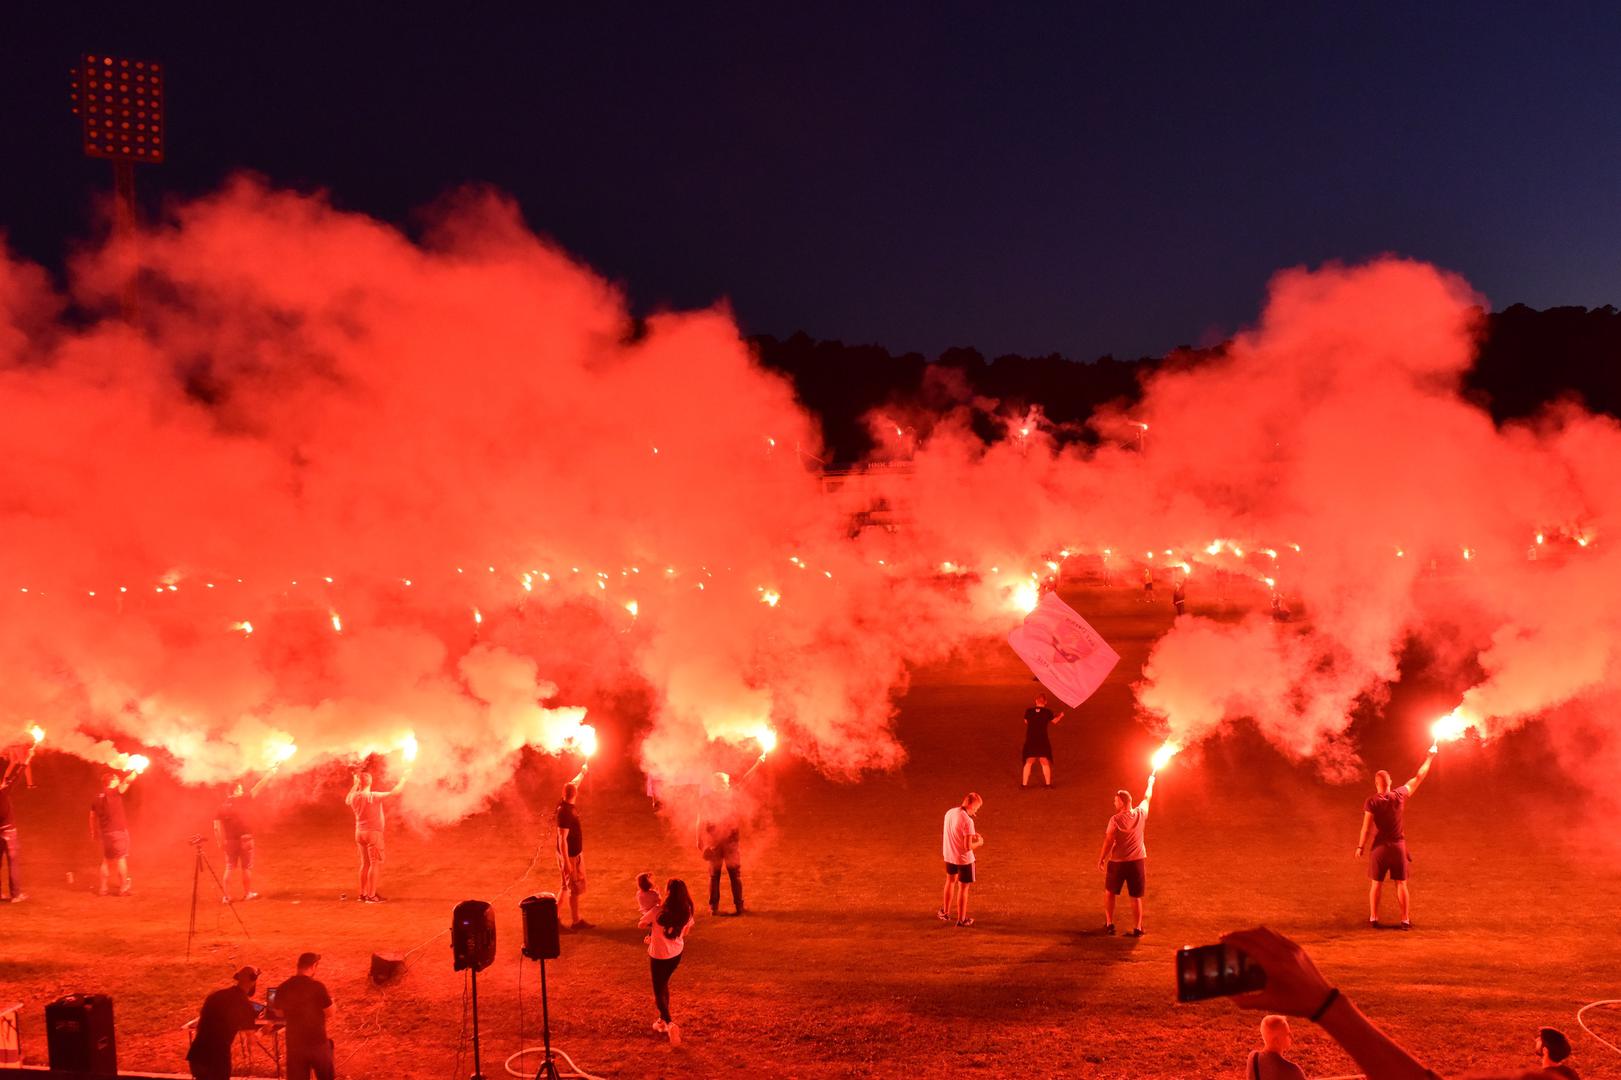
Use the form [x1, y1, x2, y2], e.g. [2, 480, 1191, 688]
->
[4, 184, 1619, 827]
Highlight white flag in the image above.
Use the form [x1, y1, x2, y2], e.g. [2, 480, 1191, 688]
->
[1007, 591, 1120, 707]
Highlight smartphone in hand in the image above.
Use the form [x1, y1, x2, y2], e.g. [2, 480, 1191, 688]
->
[1175, 943, 1267, 1002]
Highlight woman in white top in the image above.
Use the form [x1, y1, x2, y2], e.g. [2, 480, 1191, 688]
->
[638, 877, 695, 1045]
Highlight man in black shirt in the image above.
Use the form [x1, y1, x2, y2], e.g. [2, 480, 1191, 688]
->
[555, 760, 591, 929]
[214, 764, 280, 903]
[187, 966, 261, 1080]
[0, 744, 35, 902]
[274, 952, 335, 1080]
[1020, 692, 1065, 789]
[89, 767, 139, 896]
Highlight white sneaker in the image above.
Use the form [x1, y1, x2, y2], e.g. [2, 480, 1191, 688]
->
[221, 895, 233, 905]
[244, 892, 260, 901]
[652, 1019, 667, 1034]
[666, 1022, 682, 1047]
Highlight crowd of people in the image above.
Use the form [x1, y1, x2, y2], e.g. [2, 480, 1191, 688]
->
[0, 698, 1599, 1076]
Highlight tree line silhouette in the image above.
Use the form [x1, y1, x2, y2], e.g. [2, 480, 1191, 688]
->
[752, 304, 1621, 465]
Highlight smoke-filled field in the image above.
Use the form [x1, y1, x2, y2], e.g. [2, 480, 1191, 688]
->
[5, 592, 1619, 1079]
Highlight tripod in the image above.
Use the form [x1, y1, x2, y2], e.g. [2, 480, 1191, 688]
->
[187, 836, 249, 959]
[468, 966, 486, 1080]
[533, 957, 560, 1080]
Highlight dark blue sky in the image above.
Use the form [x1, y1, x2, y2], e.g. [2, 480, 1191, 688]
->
[6, 6, 1621, 359]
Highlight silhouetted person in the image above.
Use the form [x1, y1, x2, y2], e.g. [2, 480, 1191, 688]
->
[186, 966, 260, 1080]
[214, 764, 279, 903]
[1245, 1014, 1307, 1079]
[1537, 1027, 1579, 1078]
[274, 952, 334, 1080]
[556, 760, 591, 929]
[1020, 692, 1064, 788]
[345, 768, 409, 902]
[0, 744, 36, 902]
[90, 767, 139, 896]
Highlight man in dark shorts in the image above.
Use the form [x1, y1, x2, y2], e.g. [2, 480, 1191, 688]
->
[939, 792, 984, 927]
[273, 952, 335, 1080]
[1020, 692, 1065, 788]
[1098, 775, 1155, 935]
[89, 767, 139, 896]
[214, 764, 280, 903]
[0, 743, 36, 902]
[345, 767, 409, 903]
[186, 965, 261, 1080]
[1355, 747, 1435, 930]
[697, 753, 766, 916]
[555, 759, 591, 929]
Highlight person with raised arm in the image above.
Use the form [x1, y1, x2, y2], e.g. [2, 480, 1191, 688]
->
[696, 751, 765, 916]
[555, 759, 591, 929]
[345, 767, 409, 903]
[1099, 774, 1155, 936]
[1356, 746, 1437, 930]
[90, 766, 140, 896]
[214, 763, 281, 903]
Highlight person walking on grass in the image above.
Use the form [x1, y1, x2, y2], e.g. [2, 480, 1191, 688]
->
[1020, 692, 1064, 788]
[1245, 1014, 1307, 1079]
[555, 759, 591, 929]
[0, 741, 36, 902]
[638, 878, 695, 1046]
[1099, 776, 1154, 936]
[1355, 746, 1435, 930]
[939, 792, 983, 927]
[345, 767, 409, 903]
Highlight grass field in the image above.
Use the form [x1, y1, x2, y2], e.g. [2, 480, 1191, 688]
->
[4, 591, 1620, 1078]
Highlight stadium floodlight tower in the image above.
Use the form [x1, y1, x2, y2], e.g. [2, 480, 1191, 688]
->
[69, 54, 164, 317]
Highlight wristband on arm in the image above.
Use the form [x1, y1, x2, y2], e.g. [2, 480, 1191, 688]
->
[1309, 987, 1340, 1023]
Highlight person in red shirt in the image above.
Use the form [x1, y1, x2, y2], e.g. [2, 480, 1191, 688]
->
[1355, 747, 1436, 930]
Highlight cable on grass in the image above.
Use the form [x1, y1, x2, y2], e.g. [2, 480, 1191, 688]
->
[502, 1046, 607, 1080]
[1578, 999, 1621, 1057]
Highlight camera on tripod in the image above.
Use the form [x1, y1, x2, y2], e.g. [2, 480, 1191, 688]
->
[187, 834, 206, 849]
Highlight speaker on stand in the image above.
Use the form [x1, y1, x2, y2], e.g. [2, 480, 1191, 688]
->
[451, 900, 497, 1080]
[519, 893, 562, 1080]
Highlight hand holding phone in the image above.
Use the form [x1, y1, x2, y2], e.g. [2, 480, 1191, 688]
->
[1218, 927, 1335, 1018]
[1175, 941, 1266, 1002]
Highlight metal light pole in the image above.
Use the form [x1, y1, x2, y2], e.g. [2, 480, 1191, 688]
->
[70, 54, 165, 320]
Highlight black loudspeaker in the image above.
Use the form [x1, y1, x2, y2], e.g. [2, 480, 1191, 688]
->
[451, 900, 497, 972]
[369, 952, 405, 985]
[520, 893, 561, 960]
[45, 994, 117, 1075]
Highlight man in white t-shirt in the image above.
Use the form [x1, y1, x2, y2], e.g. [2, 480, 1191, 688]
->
[938, 792, 984, 927]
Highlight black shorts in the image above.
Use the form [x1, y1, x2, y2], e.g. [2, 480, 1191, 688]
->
[101, 829, 130, 860]
[1106, 858, 1146, 897]
[224, 835, 255, 870]
[945, 861, 975, 885]
[1368, 842, 1408, 882]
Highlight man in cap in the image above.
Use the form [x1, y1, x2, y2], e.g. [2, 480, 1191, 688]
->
[186, 966, 261, 1080]
[1538, 1027, 1579, 1078]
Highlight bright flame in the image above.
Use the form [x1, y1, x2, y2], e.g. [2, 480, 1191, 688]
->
[330, 611, 343, 633]
[1429, 710, 1471, 748]
[1205, 541, 1223, 555]
[760, 589, 781, 607]
[1150, 742, 1179, 773]
[401, 733, 419, 762]
[1012, 581, 1041, 614]
[574, 723, 599, 758]
[625, 600, 639, 618]
[232, 620, 254, 635]
[269, 740, 298, 765]
[755, 727, 779, 755]
[30, 725, 45, 744]
[125, 753, 151, 774]
[473, 607, 484, 625]
[1264, 577, 1276, 589]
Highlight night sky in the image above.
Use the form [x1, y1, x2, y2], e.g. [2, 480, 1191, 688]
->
[6, 6, 1621, 359]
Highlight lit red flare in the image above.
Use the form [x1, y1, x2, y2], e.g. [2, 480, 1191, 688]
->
[400, 733, 419, 763]
[124, 753, 151, 775]
[30, 725, 45, 744]
[268, 740, 297, 765]
[755, 726, 779, 755]
[1429, 710, 1471, 750]
[1149, 741, 1179, 774]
